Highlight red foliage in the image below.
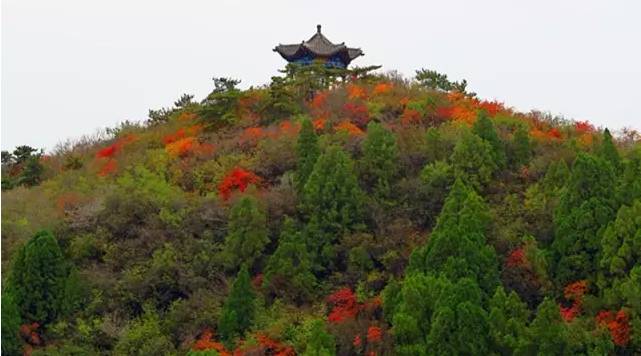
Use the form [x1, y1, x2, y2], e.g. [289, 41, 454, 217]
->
[193, 329, 230, 355]
[400, 108, 422, 126]
[240, 127, 265, 145]
[343, 102, 370, 127]
[596, 310, 631, 346]
[279, 120, 300, 136]
[19, 322, 41, 346]
[367, 326, 383, 343]
[353, 335, 362, 347]
[252, 273, 264, 289]
[327, 288, 359, 324]
[560, 304, 581, 322]
[256, 334, 296, 356]
[548, 128, 562, 139]
[310, 91, 328, 110]
[574, 120, 595, 134]
[505, 247, 526, 267]
[478, 100, 505, 117]
[313, 117, 327, 131]
[96, 144, 118, 159]
[98, 159, 118, 177]
[559, 280, 588, 322]
[434, 106, 454, 121]
[217, 167, 261, 201]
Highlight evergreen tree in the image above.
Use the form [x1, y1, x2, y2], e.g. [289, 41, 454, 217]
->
[552, 153, 617, 285]
[223, 195, 268, 271]
[302, 146, 364, 269]
[510, 124, 532, 167]
[360, 122, 399, 201]
[598, 200, 641, 293]
[218, 265, 256, 343]
[264, 217, 316, 303]
[425, 127, 447, 163]
[450, 131, 498, 191]
[617, 147, 641, 206]
[598, 128, 621, 170]
[18, 155, 44, 187]
[488, 286, 529, 354]
[302, 320, 336, 356]
[473, 110, 506, 168]
[295, 118, 320, 191]
[409, 178, 499, 296]
[9, 230, 68, 323]
[1, 289, 23, 356]
[521, 298, 568, 355]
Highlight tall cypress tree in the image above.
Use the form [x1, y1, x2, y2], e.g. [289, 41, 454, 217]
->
[598, 128, 621, 170]
[264, 217, 316, 303]
[552, 153, 617, 285]
[302, 145, 364, 269]
[224, 195, 269, 271]
[218, 265, 255, 343]
[360, 122, 399, 201]
[9, 230, 68, 323]
[488, 286, 529, 354]
[521, 298, 568, 355]
[473, 110, 506, 169]
[510, 124, 532, 167]
[1, 289, 22, 356]
[450, 131, 498, 191]
[295, 117, 320, 192]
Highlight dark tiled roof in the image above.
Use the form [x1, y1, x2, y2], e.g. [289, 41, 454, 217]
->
[274, 25, 363, 64]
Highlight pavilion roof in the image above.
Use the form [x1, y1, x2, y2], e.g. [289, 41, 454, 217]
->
[274, 25, 363, 63]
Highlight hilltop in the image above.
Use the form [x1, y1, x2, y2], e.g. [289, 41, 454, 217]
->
[2, 65, 641, 355]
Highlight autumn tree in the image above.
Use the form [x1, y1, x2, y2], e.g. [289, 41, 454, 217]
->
[295, 117, 320, 192]
[264, 217, 317, 303]
[473, 110, 506, 168]
[223, 195, 269, 271]
[302, 146, 364, 270]
[449, 131, 497, 191]
[552, 153, 617, 285]
[8, 230, 70, 324]
[218, 265, 256, 344]
[360, 122, 399, 201]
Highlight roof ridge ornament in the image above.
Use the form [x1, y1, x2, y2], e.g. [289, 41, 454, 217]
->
[317, 24, 321, 33]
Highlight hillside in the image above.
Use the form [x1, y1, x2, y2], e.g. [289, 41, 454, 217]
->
[2, 65, 641, 355]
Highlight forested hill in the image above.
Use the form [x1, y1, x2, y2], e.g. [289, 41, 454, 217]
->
[2, 65, 641, 355]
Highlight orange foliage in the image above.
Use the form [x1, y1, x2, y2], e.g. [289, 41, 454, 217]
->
[451, 106, 477, 125]
[574, 120, 595, 134]
[56, 192, 83, 214]
[311, 91, 328, 110]
[240, 127, 265, 145]
[372, 83, 393, 95]
[435, 106, 454, 121]
[313, 118, 327, 131]
[279, 120, 301, 136]
[367, 326, 383, 343]
[256, 334, 296, 356]
[163, 125, 202, 145]
[193, 329, 230, 356]
[399, 97, 410, 106]
[531, 127, 563, 141]
[559, 280, 587, 322]
[400, 108, 422, 126]
[335, 121, 365, 137]
[505, 247, 526, 267]
[218, 167, 261, 201]
[343, 102, 370, 126]
[596, 310, 631, 346]
[165, 137, 196, 158]
[347, 84, 367, 100]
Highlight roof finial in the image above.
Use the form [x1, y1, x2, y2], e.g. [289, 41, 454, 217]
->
[317, 24, 321, 33]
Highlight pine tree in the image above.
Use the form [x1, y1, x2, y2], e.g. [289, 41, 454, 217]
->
[510, 124, 532, 167]
[295, 117, 320, 192]
[9, 230, 68, 323]
[598, 200, 641, 292]
[360, 122, 399, 201]
[218, 265, 256, 343]
[552, 153, 617, 285]
[450, 131, 498, 191]
[473, 110, 506, 168]
[521, 298, 568, 355]
[224, 195, 268, 270]
[302, 146, 364, 269]
[617, 147, 641, 206]
[488, 286, 529, 354]
[264, 217, 316, 303]
[425, 127, 447, 163]
[598, 128, 621, 170]
[408, 178, 498, 296]
[1, 289, 23, 356]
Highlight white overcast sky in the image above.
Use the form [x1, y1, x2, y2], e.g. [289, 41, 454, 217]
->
[2, 0, 640, 151]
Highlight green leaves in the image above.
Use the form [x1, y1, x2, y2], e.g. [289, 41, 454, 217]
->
[218, 265, 256, 344]
[224, 195, 268, 271]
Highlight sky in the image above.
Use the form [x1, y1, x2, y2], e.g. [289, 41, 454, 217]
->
[2, 0, 640, 152]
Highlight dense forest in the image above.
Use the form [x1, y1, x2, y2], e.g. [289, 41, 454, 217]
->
[2, 64, 640, 355]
